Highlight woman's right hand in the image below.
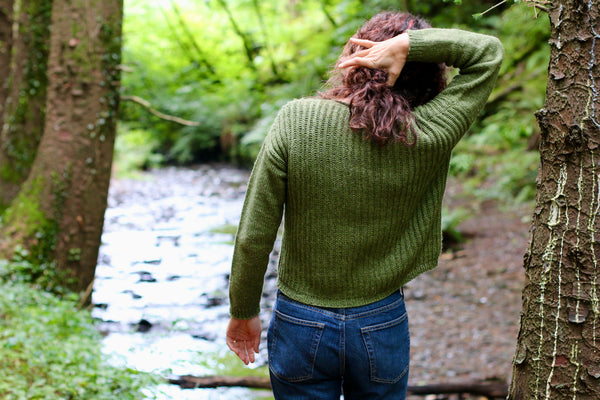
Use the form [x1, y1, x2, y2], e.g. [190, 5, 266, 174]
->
[226, 316, 261, 365]
[338, 32, 410, 87]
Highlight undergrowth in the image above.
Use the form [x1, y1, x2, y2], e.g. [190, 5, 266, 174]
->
[0, 260, 160, 399]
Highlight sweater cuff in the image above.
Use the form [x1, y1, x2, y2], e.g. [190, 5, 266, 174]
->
[406, 29, 429, 62]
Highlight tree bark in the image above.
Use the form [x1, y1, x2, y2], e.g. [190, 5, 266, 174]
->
[508, 1, 600, 399]
[0, 0, 12, 118]
[0, 0, 51, 208]
[1, 0, 123, 294]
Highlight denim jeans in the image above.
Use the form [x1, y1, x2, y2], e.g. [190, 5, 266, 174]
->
[267, 290, 410, 399]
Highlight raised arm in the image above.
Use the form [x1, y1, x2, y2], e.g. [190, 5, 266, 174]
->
[407, 28, 504, 144]
[340, 28, 504, 146]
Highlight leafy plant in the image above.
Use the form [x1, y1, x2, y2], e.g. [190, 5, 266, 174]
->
[0, 277, 161, 399]
[0, 250, 72, 296]
[441, 206, 470, 248]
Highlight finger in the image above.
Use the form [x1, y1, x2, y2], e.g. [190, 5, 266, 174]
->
[246, 342, 255, 363]
[342, 47, 372, 61]
[339, 56, 373, 69]
[386, 64, 404, 86]
[227, 339, 250, 365]
[386, 71, 399, 86]
[349, 37, 376, 48]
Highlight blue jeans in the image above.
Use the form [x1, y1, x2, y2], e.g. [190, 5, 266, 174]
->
[267, 290, 410, 399]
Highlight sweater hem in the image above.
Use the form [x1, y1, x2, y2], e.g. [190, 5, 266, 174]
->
[277, 261, 438, 309]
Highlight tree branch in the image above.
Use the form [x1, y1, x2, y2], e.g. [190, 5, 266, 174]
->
[169, 375, 509, 398]
[486, 69, 544, 110]
[121, 95, 200, 126]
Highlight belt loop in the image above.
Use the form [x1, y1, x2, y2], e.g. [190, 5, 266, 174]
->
[400, 286, 404, 297]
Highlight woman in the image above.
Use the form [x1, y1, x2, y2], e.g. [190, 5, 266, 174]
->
[226, 11, 503, 400]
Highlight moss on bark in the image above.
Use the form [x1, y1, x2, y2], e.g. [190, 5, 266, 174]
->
[0, 0, 52, 206]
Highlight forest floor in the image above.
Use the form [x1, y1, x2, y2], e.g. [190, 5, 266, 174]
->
[405, 179, 533, 393]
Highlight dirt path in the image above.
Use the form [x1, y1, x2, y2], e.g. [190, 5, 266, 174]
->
[406, 184, 532, 390]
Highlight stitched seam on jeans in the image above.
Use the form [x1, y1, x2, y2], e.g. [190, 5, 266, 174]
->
[269, 312, 325, 383]
[371, 363, 409, 384]
[277, 293, 404, 320]
[360, 312, 408, 333]
[345, 297, 405, 320]
[274, 309, 326, 328]
[360, 314, 410, 383]
[277, 296, 341, 319]
[339, 318, 345, 376]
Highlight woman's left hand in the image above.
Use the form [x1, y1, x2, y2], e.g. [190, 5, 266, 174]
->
[226, 316, 261, 365]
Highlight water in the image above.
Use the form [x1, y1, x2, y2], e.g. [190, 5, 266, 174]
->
[92, 165, 274, 399]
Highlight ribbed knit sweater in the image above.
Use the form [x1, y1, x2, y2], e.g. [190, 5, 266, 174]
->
[229, 28, 504, 319]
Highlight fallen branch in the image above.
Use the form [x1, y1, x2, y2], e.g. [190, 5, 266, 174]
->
[407, 381, 508, 398]
[121, 95, 200, 126]
[169, 375, 508, 398]
[169, 375, 271, 389]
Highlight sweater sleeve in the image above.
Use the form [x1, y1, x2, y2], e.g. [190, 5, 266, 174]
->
[228, 107, 288, 319]
[407, 28, 504, 146]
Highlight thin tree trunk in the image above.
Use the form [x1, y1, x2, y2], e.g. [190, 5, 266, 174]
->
[251, 0, 280, 78]
[1, 0, 123, 294]
[319, 0, 337, 27]
[0, 0, 51, 208]
[0, 0, 12, 118]
[216, 0, 256, 70]
[168, 0, 216, 76]
[508, 1, 600, 399]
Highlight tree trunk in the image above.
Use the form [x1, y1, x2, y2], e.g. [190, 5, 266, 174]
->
[0, 0, 12, 117]
[0, 0, 51, 208]
[216, 0, 257, 70]
[508, 1, 600, 399]
[1, 0, 123, 294]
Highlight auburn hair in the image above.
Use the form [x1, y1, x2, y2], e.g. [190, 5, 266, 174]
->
[320, 12, 447, 146]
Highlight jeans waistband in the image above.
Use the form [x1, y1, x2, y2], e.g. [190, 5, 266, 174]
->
[276, 289, 405, 320]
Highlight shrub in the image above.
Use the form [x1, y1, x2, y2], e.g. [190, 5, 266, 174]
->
[0, 267, 160, 400]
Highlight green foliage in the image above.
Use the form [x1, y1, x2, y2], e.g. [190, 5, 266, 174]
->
[0, 277, 160, 399]
[113, 124, 163, 175]
[209, 223, 239, 236]
[0, 251, 71, 296]
[119, 0, 549, 205]
[441, 206, 470, 247]
[449, 3, 548, 204]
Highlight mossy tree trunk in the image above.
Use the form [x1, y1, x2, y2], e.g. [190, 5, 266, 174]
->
[1, 0, 123, 294]
[508, 1, 600, 399]
[0, 0, 52, 208]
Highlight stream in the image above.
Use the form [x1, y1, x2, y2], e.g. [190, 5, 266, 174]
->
[92, 165, 276, 399]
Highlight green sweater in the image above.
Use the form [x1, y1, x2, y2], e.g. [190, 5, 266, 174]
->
[229, 28, 503, 319]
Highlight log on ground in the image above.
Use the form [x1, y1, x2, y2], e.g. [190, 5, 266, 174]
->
[169, 375, 508, 398]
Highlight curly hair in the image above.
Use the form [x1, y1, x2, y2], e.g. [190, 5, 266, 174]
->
[320, 12, 447, 146]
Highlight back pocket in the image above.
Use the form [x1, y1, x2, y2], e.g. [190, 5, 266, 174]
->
[360, 313, 410, 383]
[268, 309, 325, 382]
